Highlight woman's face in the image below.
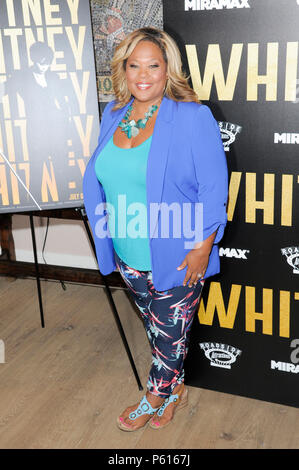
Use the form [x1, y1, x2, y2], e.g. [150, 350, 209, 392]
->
[36, 57, 50, 74]
[125, 40, 168, 107]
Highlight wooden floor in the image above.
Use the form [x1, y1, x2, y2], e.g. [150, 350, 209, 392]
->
[0, 275, 299, 449]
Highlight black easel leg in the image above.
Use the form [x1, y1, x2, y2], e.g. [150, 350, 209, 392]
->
[29, 214, 45, 328]
[77, 207, 143, 391]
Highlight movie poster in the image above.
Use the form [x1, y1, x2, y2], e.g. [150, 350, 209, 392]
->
[0, 0, 99, 213]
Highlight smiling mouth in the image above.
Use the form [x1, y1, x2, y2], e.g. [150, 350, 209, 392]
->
[136, 83, 152, 90]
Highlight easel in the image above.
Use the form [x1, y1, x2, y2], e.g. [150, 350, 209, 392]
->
[0, 149, 143, 391]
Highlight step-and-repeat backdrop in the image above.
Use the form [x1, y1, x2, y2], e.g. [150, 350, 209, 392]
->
[163, 0, 299, 407]
[0, 0, 99, 213]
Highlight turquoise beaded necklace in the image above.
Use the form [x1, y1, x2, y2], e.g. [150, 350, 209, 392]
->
[118, 101, 159, 139]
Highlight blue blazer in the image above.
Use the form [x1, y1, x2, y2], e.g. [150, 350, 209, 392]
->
[83, 95, 228, 291]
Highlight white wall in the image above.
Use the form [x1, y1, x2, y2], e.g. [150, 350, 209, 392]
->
[10, 215, 98, 269]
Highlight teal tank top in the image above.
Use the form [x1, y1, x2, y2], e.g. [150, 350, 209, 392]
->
[94, 134, 152, 270]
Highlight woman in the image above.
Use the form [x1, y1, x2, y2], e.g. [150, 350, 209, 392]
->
[83, 27, 228, 431]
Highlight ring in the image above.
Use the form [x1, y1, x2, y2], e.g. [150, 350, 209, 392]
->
[197, 273, 202, 278]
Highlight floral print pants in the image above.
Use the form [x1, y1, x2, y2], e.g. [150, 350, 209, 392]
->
[114, 250, 204, 398]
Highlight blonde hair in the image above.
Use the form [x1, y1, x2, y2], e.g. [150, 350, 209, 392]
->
[111, 27, 200, 110]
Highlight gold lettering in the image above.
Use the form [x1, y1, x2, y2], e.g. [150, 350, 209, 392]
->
[197, 283, 299, 338]
[198, 281, 241, 328]
[21, 0, 42, 26]
[44, 0, 62, 26]
[66, 0, 79, 24]
[0, 164, 9, 205]
[69, 71, 89, 114]
[41, 160, 58, 202]
[279, 291, 290, 338]
[246, 173, 274, 224]
[281, 174, 293, 226]
[46, 27, 65, 71]
[245, 286, 273, 335]
[186, 43, 243, 100]
[73, 115, 93, 157]
[285, 42, 298, 101]
[10, 163, 20, 204]
[247, 43, 278, 101]
[227, 171, 242, 221]
[65, 26, 86, 70]
[6, 0, 16, 27]
[76, 158, 86, 176]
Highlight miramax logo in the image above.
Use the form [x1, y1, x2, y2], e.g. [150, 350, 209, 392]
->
[219, 247, 250, 259]
[199, 342, 242, 369]
[274, 133, 299, 144]
[185, 0, 251, 11]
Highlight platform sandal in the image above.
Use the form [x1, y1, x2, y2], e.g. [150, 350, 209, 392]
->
[117, 395, 160, 432]
[149, 384, 188, 430]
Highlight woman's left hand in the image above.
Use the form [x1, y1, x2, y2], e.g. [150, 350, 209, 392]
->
[176, 230, 217, 287]
[176, 248, 209, 287]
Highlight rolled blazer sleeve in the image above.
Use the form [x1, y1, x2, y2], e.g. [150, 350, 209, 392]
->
[191, 104, 228, 245]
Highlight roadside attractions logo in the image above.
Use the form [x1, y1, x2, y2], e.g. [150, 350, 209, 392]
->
[218, 121, 242, 152]
[281, 246, 299, 274]
[199, 342, 242, 369]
